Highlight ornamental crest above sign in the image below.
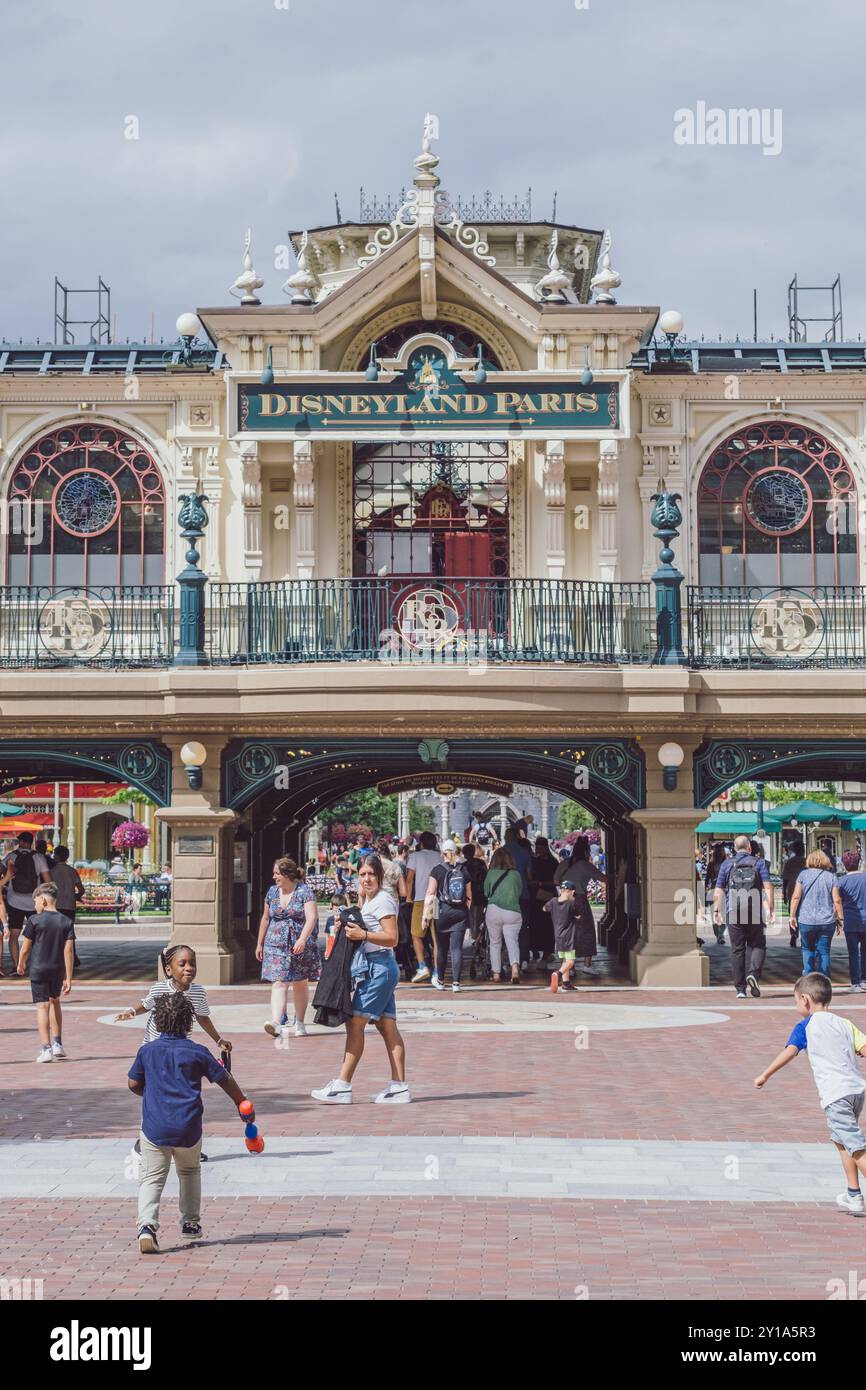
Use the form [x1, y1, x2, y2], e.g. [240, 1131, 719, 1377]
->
[237, 345, 621, 439]
[37, 589, 113, 661]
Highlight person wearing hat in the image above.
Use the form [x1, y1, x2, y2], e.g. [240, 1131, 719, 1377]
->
[545, 878, 579, 991]
[422, 839, 473, 992]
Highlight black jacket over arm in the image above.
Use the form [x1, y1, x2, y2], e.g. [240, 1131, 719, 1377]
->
[312, 922, 356, 1028]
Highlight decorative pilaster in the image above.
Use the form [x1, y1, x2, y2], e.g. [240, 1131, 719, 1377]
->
[293, 440, 316, 579]
[233, 440, 262, 581]
[597, 440, 619, 582]
[543, 440, 566, 580]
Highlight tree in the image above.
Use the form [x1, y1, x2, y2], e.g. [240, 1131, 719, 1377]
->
[727, 781, 839, 807]
[324, 790, 398, 841]
[557, 800, 595, 837]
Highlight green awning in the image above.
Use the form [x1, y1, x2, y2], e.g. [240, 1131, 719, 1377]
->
[769, 799, 852, 825]
[849, 814, 866, 831]
[696, 812, 783, 836]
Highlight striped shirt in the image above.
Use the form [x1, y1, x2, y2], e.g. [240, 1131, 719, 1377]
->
[141, 979, 210, 1043]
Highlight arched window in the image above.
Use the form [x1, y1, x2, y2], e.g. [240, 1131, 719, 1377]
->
[697, 421, 858, 586]
[373, 319, 503, 368]
[353, 439, 510, 578]
[7, 424, 166, 586]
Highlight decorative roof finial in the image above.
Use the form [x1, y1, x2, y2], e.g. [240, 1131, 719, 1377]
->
[414, 112, 440, 186]
[590, 230, 622, 305]
[230, 229, 264, 306]
[535, 229, 571, 303]
[282, 231, 319, 304]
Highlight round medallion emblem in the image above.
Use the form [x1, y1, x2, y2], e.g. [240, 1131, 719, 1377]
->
[395, 589, 461, 653]
[37, 589, 113, 661]
[749, 589, 826, 660]
[745, 469, 811, 537]
[54, 470, 120, 537]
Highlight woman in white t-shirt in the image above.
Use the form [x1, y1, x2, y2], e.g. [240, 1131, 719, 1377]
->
[311, 854, 410, 1106]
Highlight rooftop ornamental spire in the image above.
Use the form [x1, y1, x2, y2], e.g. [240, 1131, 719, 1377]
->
[590, 229, 622, 305]
[283, 231, 319, 304]
[230, 229, 264, 306]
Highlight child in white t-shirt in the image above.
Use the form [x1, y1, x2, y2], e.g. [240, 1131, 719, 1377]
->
[755, 971, 866, 1215]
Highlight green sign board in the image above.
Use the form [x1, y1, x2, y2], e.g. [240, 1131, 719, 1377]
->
[238, 347, 620, 436]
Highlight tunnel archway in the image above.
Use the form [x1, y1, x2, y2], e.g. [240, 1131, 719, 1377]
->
[694, 738, 866, 808]
[223, 736, 645, 962]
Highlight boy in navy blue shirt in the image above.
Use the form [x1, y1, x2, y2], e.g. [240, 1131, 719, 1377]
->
[128, 991, 248, 1254]
[16, 884, 75, 1062]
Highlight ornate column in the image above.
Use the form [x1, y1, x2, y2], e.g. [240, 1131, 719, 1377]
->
[650, 489, 686, 665]
[597, 440, 619, 581]
[438, 794, 449, 841]
[293, 440, 316, 578]
[232, 440, 263, 581]
[540, 787, 550, 838]
[543, 439, 566, 580]
[157, 736, 241, 985]
[498, 798, 508, 842]
[398, 791, 410, 841]
[629, 737, 707, 988]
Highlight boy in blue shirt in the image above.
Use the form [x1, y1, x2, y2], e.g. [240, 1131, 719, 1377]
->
[128, 992, 248, 1254]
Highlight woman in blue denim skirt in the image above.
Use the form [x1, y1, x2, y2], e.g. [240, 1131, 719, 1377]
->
[789, 849, 844, 977]
[311, 854, 410, 1106]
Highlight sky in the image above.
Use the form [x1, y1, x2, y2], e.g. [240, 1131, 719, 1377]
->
[2, 0, 864, 345]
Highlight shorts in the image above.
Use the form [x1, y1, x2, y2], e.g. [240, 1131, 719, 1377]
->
[352, 950, 400, 1022]
[557, 950, 576, 962]
[824, 1092, 866, 1154]
[411, 900, 430, 939]
[31, 974, 63, 1004]
[7, 906, 29, 932]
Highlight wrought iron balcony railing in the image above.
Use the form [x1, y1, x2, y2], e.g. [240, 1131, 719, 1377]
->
[206, 578, 655, 667]
[0, 578, 860, 671]
[686, 585, 866, 668]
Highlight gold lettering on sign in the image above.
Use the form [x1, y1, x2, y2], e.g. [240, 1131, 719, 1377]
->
[462, 394, 488, 414]
[348, 396, 371, 414]
[573, 392, 597, 412]
[322, 395, 348, 415]
[496, 391, 523, 413]
[371, 395, 397, 415]
[301, 394, 324, 414]
[538, 393, 564, 413]
[259, 393, 288, 416]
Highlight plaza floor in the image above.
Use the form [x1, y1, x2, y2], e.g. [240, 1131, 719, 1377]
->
[3, 953, 866, 1301]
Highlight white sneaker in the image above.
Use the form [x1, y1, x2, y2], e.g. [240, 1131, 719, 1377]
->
[411, 967, 431, 984]
[310, 1079, 352, 1104]
[736, 991, 747, 999]
[836, 1190, 866, 1216]
[293, 1021, 308, 1038]
[36, 1046, 53, 1063]
[51, 1040, 66, 1059]
[431, 974, 445, 991]
[372, 1082, 411, 1104]
[451, 982, 461, 993]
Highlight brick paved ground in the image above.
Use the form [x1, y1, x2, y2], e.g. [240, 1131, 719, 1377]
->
[4, 952, 866, 1300]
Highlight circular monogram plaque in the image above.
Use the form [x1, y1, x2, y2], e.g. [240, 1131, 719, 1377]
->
[745, 468, 811, 537]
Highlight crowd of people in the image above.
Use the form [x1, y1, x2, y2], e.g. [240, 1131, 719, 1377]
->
[699, 833, 866, 999]
[253, 820, 606, 1030]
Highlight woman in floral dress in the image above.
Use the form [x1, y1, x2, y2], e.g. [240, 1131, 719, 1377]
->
[255, 857, 320, 1038]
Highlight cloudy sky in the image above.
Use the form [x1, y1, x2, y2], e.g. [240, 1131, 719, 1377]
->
[3, 0, 863, 345]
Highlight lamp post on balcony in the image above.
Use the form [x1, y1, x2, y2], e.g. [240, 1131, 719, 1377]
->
[175, 494, 209, 667]
[650, 488, 686, 665]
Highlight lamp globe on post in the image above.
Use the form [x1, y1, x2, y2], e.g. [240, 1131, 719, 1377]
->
[658, 741, 685, 792]
[658, 309, 684, 360]
[176, 313, 201, 368]
[180, 741, 208, 791]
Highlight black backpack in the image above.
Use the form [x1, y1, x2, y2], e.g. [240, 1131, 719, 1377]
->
[438, 864, 468, 908]
[727, 856, 762, 926]
[11, 849, 38, 896]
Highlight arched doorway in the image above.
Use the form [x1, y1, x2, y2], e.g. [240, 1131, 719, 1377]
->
[222, 736, 645, 966]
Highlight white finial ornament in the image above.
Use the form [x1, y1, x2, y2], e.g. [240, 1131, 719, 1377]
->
[415, 112, 441, 182]
[230, 229, 265, 305]
[535, 229, 571, 302]
[590, 230, 622, 305]
[283, 231, 319, 304]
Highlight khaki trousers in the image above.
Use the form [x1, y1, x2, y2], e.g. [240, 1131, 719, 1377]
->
[137, 1131, 201, 1231]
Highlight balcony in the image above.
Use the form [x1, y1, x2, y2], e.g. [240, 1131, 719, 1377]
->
[0, 578, 857, 670]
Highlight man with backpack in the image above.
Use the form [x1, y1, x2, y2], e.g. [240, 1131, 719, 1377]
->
[713, 834, 775, 999]
[423, 840, 473, 993]
[2, 832, 52, 973]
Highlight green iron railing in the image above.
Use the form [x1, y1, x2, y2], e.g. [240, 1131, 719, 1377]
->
[206, 578, 656, 666]
[0, 585, 176, 668]
[687, 585, 866, 668]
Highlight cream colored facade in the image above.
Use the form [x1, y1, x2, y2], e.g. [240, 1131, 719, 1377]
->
[1, 133, 865, 985]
